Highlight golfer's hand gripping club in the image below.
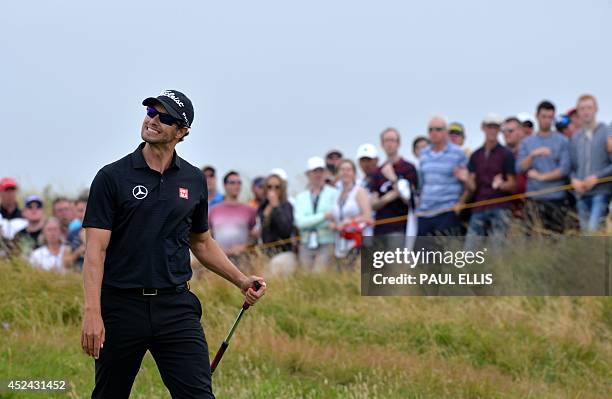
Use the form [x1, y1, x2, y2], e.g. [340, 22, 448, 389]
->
[210, 280, 262, 373]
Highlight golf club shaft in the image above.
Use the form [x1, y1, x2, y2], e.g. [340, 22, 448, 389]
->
[210, 281, 262, 373]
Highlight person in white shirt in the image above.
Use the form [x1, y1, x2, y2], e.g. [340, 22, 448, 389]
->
[328, 159, 373, 270]
[28, 217, 69, 273]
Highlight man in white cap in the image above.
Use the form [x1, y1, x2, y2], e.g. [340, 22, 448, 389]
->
[464, 113, 517, 250]
[356, 143, 379, 188]
[294, 156, 338, 271]
[356, 143, 380, 237]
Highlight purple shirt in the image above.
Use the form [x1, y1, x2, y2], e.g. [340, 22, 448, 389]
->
[368, 158, 418, 234]
[467, 143, 515, 212]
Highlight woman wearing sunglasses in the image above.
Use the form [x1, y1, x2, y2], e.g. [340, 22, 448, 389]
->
[257, 174, 296, 273]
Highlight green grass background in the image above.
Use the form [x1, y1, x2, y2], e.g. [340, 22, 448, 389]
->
[0, 257, 610, 398]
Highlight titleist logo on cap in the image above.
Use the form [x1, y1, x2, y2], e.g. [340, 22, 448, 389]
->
[160, 90, 184, 107]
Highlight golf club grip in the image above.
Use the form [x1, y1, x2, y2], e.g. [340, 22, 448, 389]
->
[210, 341, 229, 373]
[242, 280, 263, 310]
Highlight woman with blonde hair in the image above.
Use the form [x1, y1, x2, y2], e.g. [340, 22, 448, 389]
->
[257, 174, 294, 251]
[28, 217, 70, 273]
[256, 174, 296, 274]
[328, 159, 373, 269]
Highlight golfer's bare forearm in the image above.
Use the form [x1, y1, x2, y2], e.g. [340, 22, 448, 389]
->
[82, 228, 111, 312]
[82, 250, 105, 311]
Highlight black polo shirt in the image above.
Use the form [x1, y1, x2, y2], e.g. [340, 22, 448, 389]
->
[83, 142, 208, 289]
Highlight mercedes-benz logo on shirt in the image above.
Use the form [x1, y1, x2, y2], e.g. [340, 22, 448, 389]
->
[132, 185, 148, 200]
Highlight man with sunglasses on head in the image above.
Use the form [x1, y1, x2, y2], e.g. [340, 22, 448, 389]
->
[208, 171, 257, 267]
[81, 89, 266, 399]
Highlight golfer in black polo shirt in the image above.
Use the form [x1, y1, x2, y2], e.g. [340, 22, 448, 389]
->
[80, 89, 266, 399]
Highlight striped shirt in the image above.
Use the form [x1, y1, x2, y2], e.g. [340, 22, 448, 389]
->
[417, 142, 467, 215]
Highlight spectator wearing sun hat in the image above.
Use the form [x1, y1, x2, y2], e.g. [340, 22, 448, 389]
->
[294, 156, 338, 272]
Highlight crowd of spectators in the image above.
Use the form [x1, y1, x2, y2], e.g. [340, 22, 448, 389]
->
[1, 94, 610, 274]
[0, 187, 89, 272]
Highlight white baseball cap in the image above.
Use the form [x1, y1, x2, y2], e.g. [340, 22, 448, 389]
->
[269, 168, 288, 181]
[306, 156, 326, 171]
[482, 112, 504, 125]
[356, 143, 379, 159]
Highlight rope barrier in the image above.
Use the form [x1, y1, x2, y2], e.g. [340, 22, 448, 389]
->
[253, 176, 612, 250]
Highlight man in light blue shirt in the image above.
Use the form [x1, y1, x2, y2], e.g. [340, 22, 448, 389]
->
[517, 100, 571, 233]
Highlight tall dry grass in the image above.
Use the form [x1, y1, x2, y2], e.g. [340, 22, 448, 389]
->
[0, 253, 610, 398]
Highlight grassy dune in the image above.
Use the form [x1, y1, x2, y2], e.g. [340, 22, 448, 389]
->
[0, 257, 610, 398]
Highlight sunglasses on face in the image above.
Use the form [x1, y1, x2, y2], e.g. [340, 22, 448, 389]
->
[267, 184, 281, 190]
[146, 106, 181, 126]
[503, 128, 515, 134]
[26, 204, 42, 210]
[428, 127, 445, 132]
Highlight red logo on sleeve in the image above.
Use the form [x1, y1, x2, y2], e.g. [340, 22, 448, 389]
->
[179, 187, 189, 199]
